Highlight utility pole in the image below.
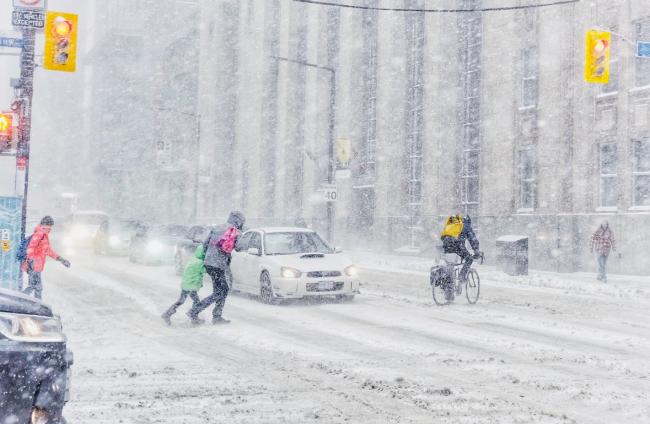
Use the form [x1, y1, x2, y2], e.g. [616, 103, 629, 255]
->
[271, 55, 337, 242]
[16, 28, 36, 240]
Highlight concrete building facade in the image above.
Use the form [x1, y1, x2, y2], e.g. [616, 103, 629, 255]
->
[194, 0, 649, 275]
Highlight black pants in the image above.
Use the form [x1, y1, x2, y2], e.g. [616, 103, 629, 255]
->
[442, 237, 473, 281]
[23, 270, 43, 300]
[163, 290, 200, 317]
[189, 266, 229, 319]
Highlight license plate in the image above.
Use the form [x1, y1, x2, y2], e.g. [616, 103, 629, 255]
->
[318, 281, 334, 290]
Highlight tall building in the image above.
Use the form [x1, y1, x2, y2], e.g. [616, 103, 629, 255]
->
[196, 0, 649, 274]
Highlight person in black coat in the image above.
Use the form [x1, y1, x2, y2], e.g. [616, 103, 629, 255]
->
[441, 215, 481, 282]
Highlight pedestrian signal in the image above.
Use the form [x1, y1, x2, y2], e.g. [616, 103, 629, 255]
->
[44, 12, 78, 73]
[585, 30, 611, 84]
[0, 113, 12, 138]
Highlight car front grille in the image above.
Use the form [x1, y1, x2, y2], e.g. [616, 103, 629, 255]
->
[307, 271, 342, 278]
[306, 282, 345, 292]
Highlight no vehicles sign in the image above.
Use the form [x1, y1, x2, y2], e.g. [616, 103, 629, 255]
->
[13, 0, 47, 9]
[12, 9, 45, 28]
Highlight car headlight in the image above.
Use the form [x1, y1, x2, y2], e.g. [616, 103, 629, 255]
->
[146, 240, 164, 254]
[0, 312, 66, 343]
[281, 267, 302, 278]
[344, 265, 358, 277]
[108, 235, 121, 247]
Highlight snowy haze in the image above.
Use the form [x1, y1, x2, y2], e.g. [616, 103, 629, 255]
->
[1, 0, 649, 422]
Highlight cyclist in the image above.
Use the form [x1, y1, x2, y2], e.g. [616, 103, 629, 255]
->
[440, 214, 482, 283]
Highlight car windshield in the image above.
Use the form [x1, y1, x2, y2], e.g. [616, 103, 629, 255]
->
[264, 232, 332, 255]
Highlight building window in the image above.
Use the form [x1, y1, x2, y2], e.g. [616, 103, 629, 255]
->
[635, 20, 650, 87]
[599, 143, 618, 207]
[519, 148, 536, 209]
[521, 47, 538, 108]
[633, 139, 650, 206]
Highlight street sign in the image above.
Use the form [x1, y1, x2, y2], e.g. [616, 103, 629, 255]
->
[12, 9, 45, 29]
[0, 37, 23, 48]
[637, 42, 650, 58]
[13, 0, 47, 9]
[321, 187, 338, 202]
[1, 229, 10, 252]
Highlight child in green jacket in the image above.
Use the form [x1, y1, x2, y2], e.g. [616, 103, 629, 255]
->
[161, 245, 206, 325]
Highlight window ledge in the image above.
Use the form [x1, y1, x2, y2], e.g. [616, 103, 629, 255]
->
[516, 208, 535, 214]
[596, 91, 618, 99]
[629, 205, 650, 211]
[596, 206, 618, 213]
[629, 85, 650, 94]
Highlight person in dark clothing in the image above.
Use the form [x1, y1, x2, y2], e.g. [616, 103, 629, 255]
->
[187, 211, 245, 325]
[440, 214, 481, 282]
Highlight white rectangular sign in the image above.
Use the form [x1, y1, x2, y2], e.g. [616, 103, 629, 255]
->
[13, 0, 47, 9]
[321, 187, 338, 202]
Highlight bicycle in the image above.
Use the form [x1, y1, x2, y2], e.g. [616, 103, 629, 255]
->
[430, 252, 484, 305]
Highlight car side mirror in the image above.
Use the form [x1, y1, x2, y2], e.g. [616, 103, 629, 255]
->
[247, 247, 261, 256]
[334, 246, 343, 253]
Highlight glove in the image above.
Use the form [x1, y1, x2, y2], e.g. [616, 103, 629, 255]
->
[473, 252, 482, 260]
[59, 258, 71, 268]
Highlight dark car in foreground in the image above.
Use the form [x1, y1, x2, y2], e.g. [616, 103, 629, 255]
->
[0, 288, 73, 423]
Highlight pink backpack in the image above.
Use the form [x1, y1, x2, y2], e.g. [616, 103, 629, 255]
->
[216, 227, 240, 254]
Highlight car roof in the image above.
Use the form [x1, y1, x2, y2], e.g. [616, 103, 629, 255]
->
[248, 227, 315, 234]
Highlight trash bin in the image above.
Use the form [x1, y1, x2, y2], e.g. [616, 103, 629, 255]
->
[496, 235, 528, 276]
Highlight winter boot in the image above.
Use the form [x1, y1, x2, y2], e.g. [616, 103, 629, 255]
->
[161, 312, 172, 326]
[212, 317, 231, 325]
[186, 311, 205, 326]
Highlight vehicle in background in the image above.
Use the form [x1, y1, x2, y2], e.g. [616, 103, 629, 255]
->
[173, 225, 211, 275]
[230, 227, 360, 304]
[0, 288, 73, 423]
[94, 219, 142, 256]
[59, 210, 109, 255]
[129, 224, 189, 265]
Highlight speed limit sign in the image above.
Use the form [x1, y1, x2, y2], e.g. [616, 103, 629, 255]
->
[322, 187, 338, 202]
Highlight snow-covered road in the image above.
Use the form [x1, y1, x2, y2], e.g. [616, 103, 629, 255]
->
[42, 254, 649, 423]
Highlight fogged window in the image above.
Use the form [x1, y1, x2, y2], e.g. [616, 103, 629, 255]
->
[599, 143, 618, 207]
[633, 139, 650, 206]
[635, 20, 650, 87]
[519, 148, 536, 209]
[522, 47, 538, 107]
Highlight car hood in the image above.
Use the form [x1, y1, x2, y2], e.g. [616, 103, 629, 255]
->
[0, 288, 53, 317]
[264, 252, 353, 272]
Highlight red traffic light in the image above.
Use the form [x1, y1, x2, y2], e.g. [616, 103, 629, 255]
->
[0, 113, 13, 137]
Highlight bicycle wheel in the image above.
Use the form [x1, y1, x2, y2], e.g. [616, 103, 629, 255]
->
[465, 269, 480, 304]
[432, 281, 452, 305]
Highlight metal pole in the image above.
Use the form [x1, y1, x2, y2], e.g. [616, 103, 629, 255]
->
[193, 113, 200, 222]
[326, 70, 336, 243]
[17, 28, 36, 240]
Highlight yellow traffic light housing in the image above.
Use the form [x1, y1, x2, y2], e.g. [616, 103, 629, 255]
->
[44, 11, 78, 73]
[585, 30, 611, 84]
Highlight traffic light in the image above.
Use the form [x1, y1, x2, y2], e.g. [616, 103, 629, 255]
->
[0, 112, 13, 151]
[585, 30, 611, 84]
[44, 11, 78, 73]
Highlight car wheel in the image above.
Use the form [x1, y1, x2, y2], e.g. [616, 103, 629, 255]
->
[174, 252, 184, 276]
[260, 272, 277, 305]
[336, 294, 355, 303]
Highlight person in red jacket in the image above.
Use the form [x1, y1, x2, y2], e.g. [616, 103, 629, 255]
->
[21, 216, 71, 299]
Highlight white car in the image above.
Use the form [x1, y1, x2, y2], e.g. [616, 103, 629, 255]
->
[230, 227, 360, 303]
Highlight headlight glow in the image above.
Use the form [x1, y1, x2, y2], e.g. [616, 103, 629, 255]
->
[281, 267, 302, 278]
[0, 312, 65, 343]
[146, 240, 164, 254]
[344, 265, 358, 278]
[108, 235, 121, 247]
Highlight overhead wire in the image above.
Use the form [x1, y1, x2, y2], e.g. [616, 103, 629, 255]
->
[290, 0, 581, 13]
